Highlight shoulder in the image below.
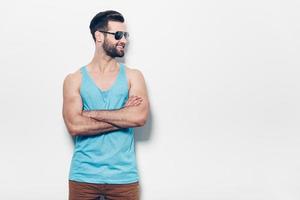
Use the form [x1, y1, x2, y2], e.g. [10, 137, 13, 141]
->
[124, 65, 145, 79]
[123, 65, 147, 91]
[63, 67, 83, 91]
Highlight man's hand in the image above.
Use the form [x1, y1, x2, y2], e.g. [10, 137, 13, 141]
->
[124, 95, 143, 107]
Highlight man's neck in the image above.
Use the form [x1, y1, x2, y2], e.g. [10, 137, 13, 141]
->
[88, 51, 118, 73]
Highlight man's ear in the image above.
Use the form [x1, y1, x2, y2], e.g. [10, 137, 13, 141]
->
[94, 31, 103, 43]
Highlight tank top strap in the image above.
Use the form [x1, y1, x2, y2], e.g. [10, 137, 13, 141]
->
[80, 66, 87, 76]
[80, 66, 91, 84]
[118, 63, 126, 81]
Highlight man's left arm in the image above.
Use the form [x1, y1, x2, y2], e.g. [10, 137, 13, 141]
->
[83, 69, 149, 128]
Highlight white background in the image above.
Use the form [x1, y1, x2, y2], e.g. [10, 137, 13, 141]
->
[0, 0, 299, 199]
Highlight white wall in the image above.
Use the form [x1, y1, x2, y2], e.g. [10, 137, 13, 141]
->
[0, 0, 299, 199]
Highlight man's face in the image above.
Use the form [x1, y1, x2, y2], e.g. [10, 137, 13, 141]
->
[102, 21, 128, 58]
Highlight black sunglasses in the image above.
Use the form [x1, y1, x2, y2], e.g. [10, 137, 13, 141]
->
[98, 30, 129, 40]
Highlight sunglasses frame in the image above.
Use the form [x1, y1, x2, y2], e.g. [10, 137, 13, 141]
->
[98, 30, 129, 40]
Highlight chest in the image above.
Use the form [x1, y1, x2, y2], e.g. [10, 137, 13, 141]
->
[90, 71, 119, 91]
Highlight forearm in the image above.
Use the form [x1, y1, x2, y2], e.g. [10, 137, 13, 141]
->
[83, 106, 146, 128]
[68, 114, 120, 136]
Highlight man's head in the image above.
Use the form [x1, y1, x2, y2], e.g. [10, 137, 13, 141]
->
[89, 10, 128, 58]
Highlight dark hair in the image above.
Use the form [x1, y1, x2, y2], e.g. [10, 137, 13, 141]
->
[89, 10, 125, 42]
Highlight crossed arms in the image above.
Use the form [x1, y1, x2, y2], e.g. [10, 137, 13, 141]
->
[62, 69, 149, 136]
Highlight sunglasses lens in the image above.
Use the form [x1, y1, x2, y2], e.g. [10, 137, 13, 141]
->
[115, 32, 123, 40]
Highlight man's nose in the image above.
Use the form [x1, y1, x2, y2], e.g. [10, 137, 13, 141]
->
[120, 35, 128, 43]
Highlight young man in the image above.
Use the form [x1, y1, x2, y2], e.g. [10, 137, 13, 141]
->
[62, 10, 149, 200]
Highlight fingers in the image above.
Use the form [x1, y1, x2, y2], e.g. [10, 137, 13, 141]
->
[125, 96, 135, 106]
[131, 97, 143, 106]
[125, 95, 143, 107]
[126, 96, 141, 106]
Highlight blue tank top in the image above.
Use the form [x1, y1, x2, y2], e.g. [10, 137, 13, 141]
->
[69, 63, 139, 184]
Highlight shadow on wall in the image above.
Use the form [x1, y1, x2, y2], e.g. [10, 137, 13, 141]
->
[134, 109, 153, 142]
[115, 44, 153, 142]
[62, 126, 75, 146]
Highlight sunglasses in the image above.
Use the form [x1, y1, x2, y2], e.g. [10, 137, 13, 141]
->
[98, 30, 129, 40]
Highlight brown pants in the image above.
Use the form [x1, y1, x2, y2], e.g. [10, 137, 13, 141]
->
[69, 180, 140, 200]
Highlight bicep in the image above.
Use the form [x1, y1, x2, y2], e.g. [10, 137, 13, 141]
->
[62, 74, 83, 128]
[128, 70, 149, 113]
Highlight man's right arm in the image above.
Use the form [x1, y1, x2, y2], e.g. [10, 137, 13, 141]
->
[62, 73, 121, 136]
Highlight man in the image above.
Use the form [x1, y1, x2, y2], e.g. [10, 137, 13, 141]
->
[62, 10, 149, 200]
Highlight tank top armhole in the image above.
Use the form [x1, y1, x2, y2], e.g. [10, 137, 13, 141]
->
[79, 66, 87, 94]
[120, 63, 130, 92]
